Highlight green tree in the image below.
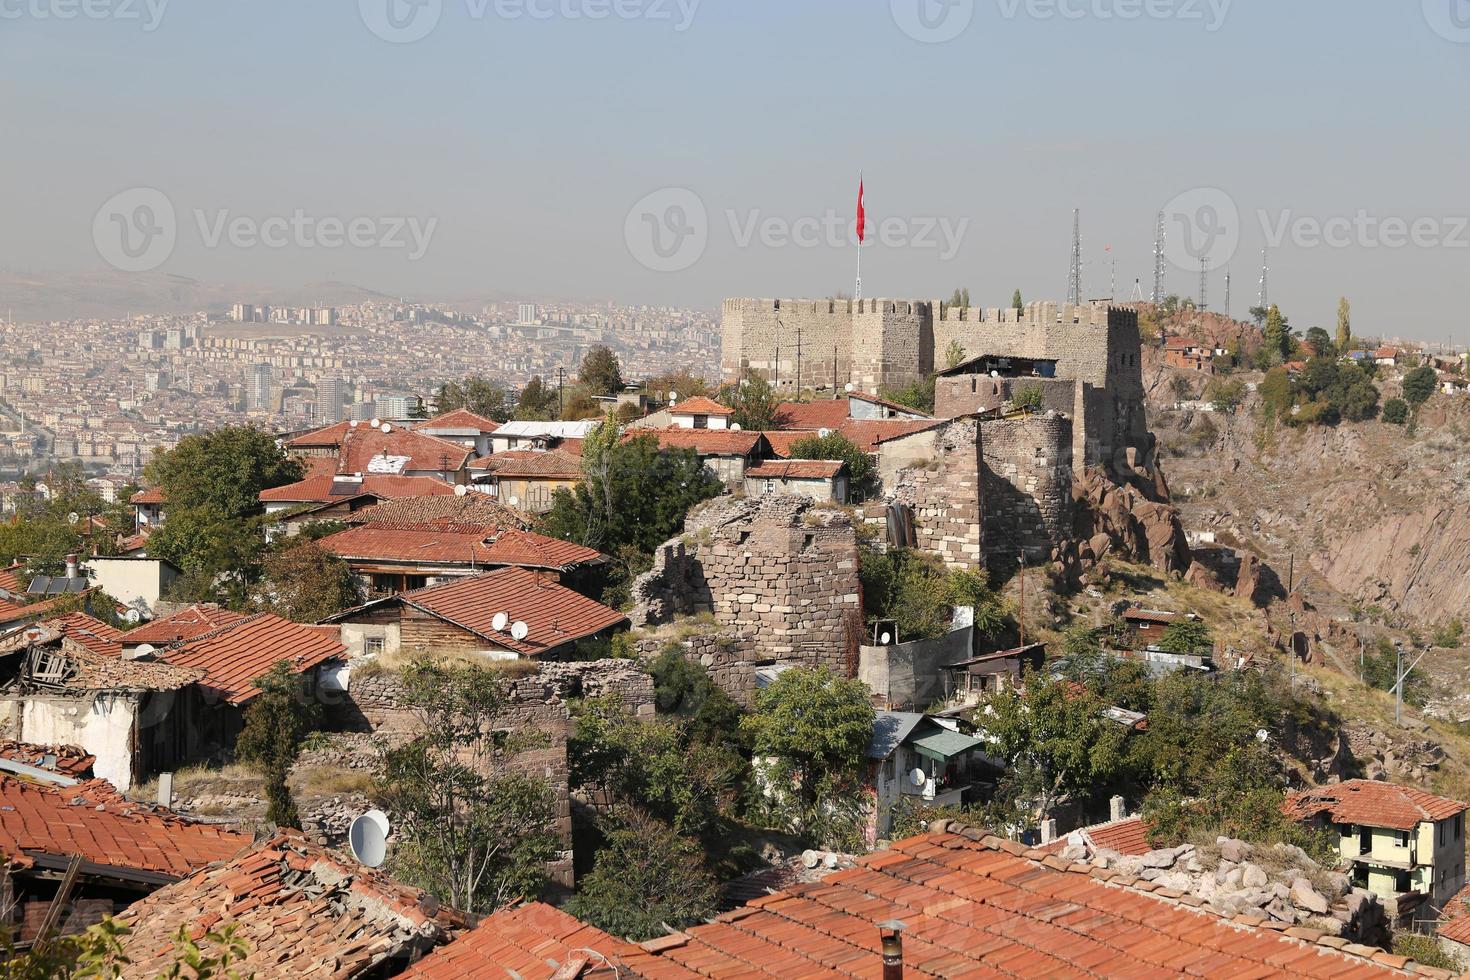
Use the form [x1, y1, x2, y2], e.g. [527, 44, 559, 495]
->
[578, 345, 624, 397]
[943, 339, 967, 371]
[1203, 377, 1246, 414]
[1157, 617, 1213, 655]
[1382, 398, 1409, 425]
[1259, 366, 1295, 422]
[563, 810, 720, 941]
[1248, 305, 1268, 328]
[860, 548, 1007, 643]
[1402, 365, 1437, 407]
[1304, 326, 1336, 360]
[742, 667, 874, 847]
[254, 538, 362, 623]
[1336, 297, 1352, 354]
[787, 431, 874, 494]
[236, 663, 320, 829]
[436, 377, 511, 420]
[1012, 382, 1045, 414]
[644, 369, 710, 402]
[880, 376, 936, 414]
[948, 287, 971, 309]
[720, 370, 782, 431]
[376, 659, 559, 915]
[1012, 289, 1024, 313]
[1263, 305, 1290, 362]
[514, 376, 560, 420]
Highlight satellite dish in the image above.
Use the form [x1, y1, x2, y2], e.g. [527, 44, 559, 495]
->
[124, 609, 142, 624]
[67, 512, 80, 525]
[381, 423, 392, 433]
[1256, 729, 1269, 743]
[348, 812, 387, 868]
[508, 495, 519, 508]
[510, 621, 529, 642]
[730, 423, 742, 431]
[844, 383, 855, 393]
[879, 630, 893, 645]
[363, 808, 390, 836]
[801, 849, 820, 869]
[454, 484, 468, 497]
[909, 768, 928, 788]
[668, 393, 678, 404]
[818, 428, 832, 438]
[349, 420, 359, 428]
[492, 612, 509, 632]
[370, 418, 381, 427]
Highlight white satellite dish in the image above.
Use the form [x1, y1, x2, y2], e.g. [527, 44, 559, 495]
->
[1256, 729, 1269, 743]
[879, 630, 893, 645]
[348, 812, 388, 868]
[818, 428, 832, 438]
[909, 768, 928, 788]
[510, 621, 529, 642]
[370, 418, 381, 427]
[844, 383, 855, 393]
[381, 423, 392, 434]
[730, 423, 742, 431]
[454, 484, 468, 497]
[67, 512, 80, 525]
[668, 392, 678, 404]
[363, 808, 390, 836]
[124, 608, 142, 624]
[349, 420, 359, 427]
[508, 495, 519, 508]
[492, 612, 509, 632]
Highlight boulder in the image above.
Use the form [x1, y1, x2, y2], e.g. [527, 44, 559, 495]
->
[1242, 863, 1269, 889]
[1291, 878, 1330, 915]
[1141, 848, 1179, 869]
[1217, 838, 1252, 864]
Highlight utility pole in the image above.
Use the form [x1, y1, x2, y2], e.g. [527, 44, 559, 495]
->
[1199, 257, 1208, 311]
[832, 343, 838, 398]
[774, 319, 782, 393]
[556, 367, 564, 417]
[1258, 249, 1270, 311]
[795, 325, 803, 398]
[1224, 269, 1231, 320]
[1018, 551, 1026, 647]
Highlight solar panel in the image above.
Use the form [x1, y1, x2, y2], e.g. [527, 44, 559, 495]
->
[26, 576, 51, 595]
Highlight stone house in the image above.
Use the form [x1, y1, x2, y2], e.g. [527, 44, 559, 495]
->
[635, 427, 768, 489]
[744, 459, 847, 503]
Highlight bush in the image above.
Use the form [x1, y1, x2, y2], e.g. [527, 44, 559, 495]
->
[860, 548, 1007, 642]
[1402, 365, 1438, 407]
[1012, 382, 1044, 414]
[1382, 398, 1409, 425]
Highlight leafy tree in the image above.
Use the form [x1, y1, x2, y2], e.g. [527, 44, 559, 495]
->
[1012, 382, 1045, 414]
[254, 538, 362, 623]
[645, 369, 710, 402]
[1157, 617, 1213, 655]
[376, 660, 559, 914]
[514, 376, 559, 421]
[741, 667, 874, 848]
[646, 647, 747, 749]
[1263, 305, 1290, 362]
[1203, 377, 1246, 414]
[1382, 398, 1409, 425]
[1259, 367, 1295, 422]
[948, 287, 971, 309]
[978, 673, 1129, 826]
[788, 431, 874, 494]
[880, 376, 936, 414]
[541, 419, 723, 559]
[720, 370, 782, 431]
[436, 377, 511, 420]
[943, 339, 967, 371]
[563, 810, 720, 941]
[578, 345, 624, 397]
[236, 663, 320, 829]
[1336, 297, 1352, 354]
[1303, 326, 1335, 360]
[1248, 305, 1268, 328]
[860, 548, 1007, 642]
[1012, 289, 1024, 313]
[1402, 365, 1437, 407]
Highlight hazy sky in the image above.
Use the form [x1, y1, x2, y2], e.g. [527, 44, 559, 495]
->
[3, 0, 1469, 339]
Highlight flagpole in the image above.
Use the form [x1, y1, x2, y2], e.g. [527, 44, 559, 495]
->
[855, 170, 864, 300]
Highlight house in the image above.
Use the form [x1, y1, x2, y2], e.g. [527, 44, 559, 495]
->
[474, 449, 583, 513]
[636, 427, 767, 488]
[488, 419, 599, 454]
[865, 710, 992, 841]
[1437, 884, 1470, 961]
[258, 473, 457, 516]
[285, 420, 472, 483]
[342, 492, 531, 529]
[113, 831, 461, 977]
[415, 408, 501, 456]
[401, 822, 1426, 979]
[119, 604, 247, 653]
[667, 394, 734, 430]
[82, 555, 182, 618]
[324, 567, 627, 664]
[1162, 336, 1214, 373]
[744, 459, 847, 503]
[316, 522, 608, 596]
[0, 774, 250, 946]
[776, 393, 933, 429]
[1375, 347, 1402, 368]
[129, 485, 167, 529]
[1119, 606, 1180, 647]
[1285, 780, 1467, 920]
[941, 642, 1048, 702]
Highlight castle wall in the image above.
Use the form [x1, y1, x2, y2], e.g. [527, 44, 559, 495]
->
[935, 375, 1077, 419]
[980, 414, 1074, 567]
[720, 298, 854, 394]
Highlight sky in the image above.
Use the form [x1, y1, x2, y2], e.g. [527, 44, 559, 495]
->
[2, 0, 1469, 340]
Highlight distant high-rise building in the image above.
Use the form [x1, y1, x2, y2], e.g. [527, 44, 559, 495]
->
[375, 395, 414, 419]
[248, 363, 273, 412]
[164, 328, 185, 350]
[518, 303, 539, 325]
[349, 401, 376, 421]
[317, 376, 347, 423]
[137, 330, 163, 350]
[313, 307, 337, 326]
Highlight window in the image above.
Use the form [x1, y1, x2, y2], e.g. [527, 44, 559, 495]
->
[1396, 829, 1411, 848]
[364, 637, 385, 658]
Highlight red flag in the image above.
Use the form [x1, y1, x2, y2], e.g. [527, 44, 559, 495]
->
[855, 177, 866, 244]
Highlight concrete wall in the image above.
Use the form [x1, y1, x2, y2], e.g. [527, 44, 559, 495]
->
[17, 694, 140, 791]
[858, 625, 973, 711]
[85, 558, 179, 617]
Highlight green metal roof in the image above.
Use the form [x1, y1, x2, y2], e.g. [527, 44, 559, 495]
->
[912, 728, 984, 762]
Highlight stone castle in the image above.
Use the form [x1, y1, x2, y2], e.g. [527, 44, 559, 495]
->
[720, 297, 1149, 471]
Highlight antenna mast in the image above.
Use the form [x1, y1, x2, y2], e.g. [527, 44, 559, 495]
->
[1067, 209, 1082, 305]
[1223, 269, 1231, 319]
[1258, 249, 1270, 310]
[1151, 211, 1166, 304]
[1198, 258, 1208, 310]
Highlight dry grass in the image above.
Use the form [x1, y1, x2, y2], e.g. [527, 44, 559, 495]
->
[357, 647, 541, 677]
[290, 766, 375, 800]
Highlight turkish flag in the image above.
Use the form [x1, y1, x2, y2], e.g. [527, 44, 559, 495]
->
[855, 178, 866, 244]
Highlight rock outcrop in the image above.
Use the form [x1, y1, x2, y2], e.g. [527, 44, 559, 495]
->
[1073, 466, 1192, 576]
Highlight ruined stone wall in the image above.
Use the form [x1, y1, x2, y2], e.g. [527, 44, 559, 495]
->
[890, 418, 984, 569]
[980, 414, 1074, 567]
[634, 634, 758, 707]
[630, 496, 862, 675]
[934, 375, 1077, 419]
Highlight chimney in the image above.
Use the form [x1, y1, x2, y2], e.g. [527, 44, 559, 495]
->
[878, 921, 906, 980]
[157, 771, 174, 809]
[1041, 818, 1057, 845]
[64, 554, 78, 580]
[1111, 795, 1127, 822]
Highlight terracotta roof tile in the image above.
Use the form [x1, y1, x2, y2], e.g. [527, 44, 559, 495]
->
[344, 494, 531, 528]
[289, 422, 472, 474]
[122, 605, 249, 646]
[1285, 780, 1467, 831]
[259, 474, 457, 503]
[746, 460, 845, 480]
[158, 613, 345, 705]
[46, 612, 125, 658]
[633, 427, 764, 456]
[669, 395, 735, 417]
[483, 448, 584, 480]
[0, 774, 248, 877]
[129, 486, 167, 505]
[319, 523, 605, 572]
[0, 740, 95, 777]
[419, 408, 502, 433]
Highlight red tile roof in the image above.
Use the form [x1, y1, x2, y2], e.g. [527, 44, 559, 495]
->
[1123, 608, 1180, 625]
[47, 612, 124, 658]
[115, 831, 459, 976]
[1285, 779, 1467, 832]
[635, 427, 763, 456]
[346, 494, 531, 529]
[485, 449, 584, 480]
[122, 604, 248, 646]
[318, 523, 605, 572]
[158, 613, 345, 705]
[409, 824, 1423, 979]
[403, 903, 682, 980]
[1439, 881, 1470, 946]
[259, 474, 457, 503]
[746, 460, 845, 480]
[469, 448, 543, 471]
[761, 419, 943, 458]
[1045, 815, 1155, 857]
[775, 398, 851, 430]
[0, 593, 102, 629]
[669, 395, 734, 417]
[288, 421, 473, 474]
[420, 408, 502, 433]
[0, 774, 248, 878]
[0, 563, 27, 594]
[378, 568, 627, 656]
[130, 486, 166, 505]
[0, 740, 95, 778]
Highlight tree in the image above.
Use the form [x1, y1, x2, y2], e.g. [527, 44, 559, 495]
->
[1382, 398, 1409, 425]
[1012, 289, 1024, 313]
[1263, 305, 1290, 362]
[788, 431, 874, 493]
[563, 810, 720, 941]
[741, 667, 874, 847]
[979, 673, 1129, 826]
[720, 370, 782, 431]
[578, 345, 624, 397]
[943, 339, 967, 371]
[1012, 382, 1044, 414]
[860, 548, 1007, 643]
[1304, 326, 1335, 360]
[254, 539, 362, 623]
[1336, 297, 1352, 354]
[1157, 617, 1213, 655]
[1248, 305, 1268, 328]
[1402, 365, 1437, 408]
[376, 660, 559, 915]
[436, 377, 511, 420]
[1203, 377, 1246, 414]
[1, 917, 248, 979]
[514, 376, 559, 420]
[644, 368, 710, 402]
[1259, 366, 1294, 422]
[880, 376, 936, 414]
[236, 663, 320, 828]
[948, 287, 971, 309]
